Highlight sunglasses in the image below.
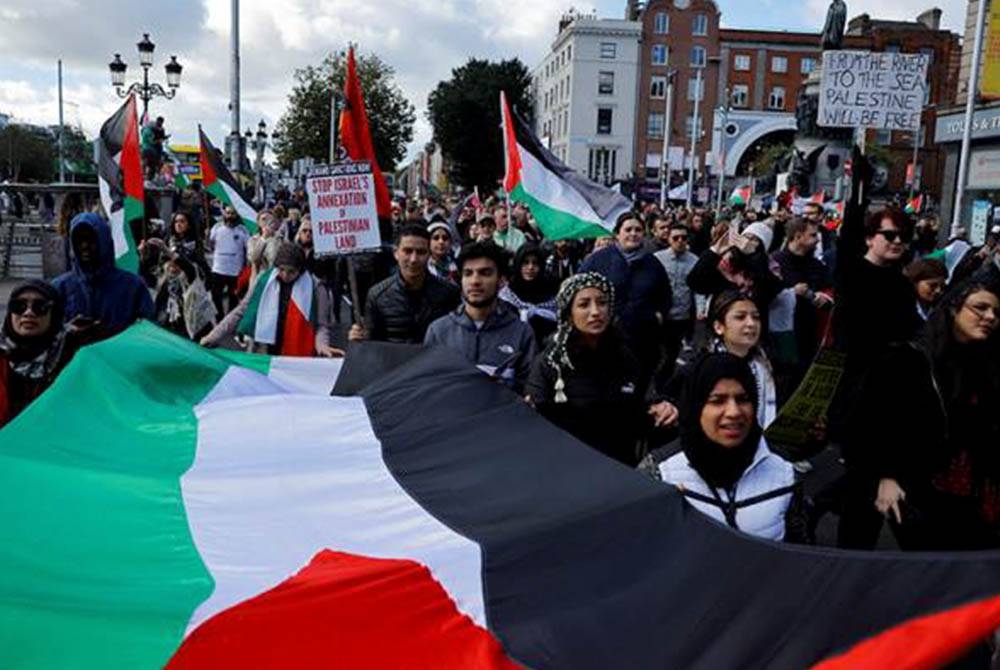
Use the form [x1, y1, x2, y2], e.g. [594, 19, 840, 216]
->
[875, 229, 911, 244]
[670, 234, 688, 241]
[9, 298, 53, 317]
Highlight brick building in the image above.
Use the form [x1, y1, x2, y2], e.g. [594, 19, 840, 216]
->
[632, 0, 721, 197]
[628, 2, 960, 200]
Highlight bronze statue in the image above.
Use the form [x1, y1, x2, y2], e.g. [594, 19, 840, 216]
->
[821, 0, 847, 51]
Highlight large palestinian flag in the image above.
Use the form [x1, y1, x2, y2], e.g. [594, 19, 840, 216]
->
[198, 127, 258, 234]
[4, 323, 1000, 668]
[501, 92, 631, 240]
[95, 94, 144, 272]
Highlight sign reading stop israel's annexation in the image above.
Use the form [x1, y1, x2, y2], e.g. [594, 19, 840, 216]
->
[817, 50, 929, 131]
[306, 161, 382, 255]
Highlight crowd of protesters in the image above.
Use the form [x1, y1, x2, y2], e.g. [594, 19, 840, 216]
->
[6, 155, 1000, 572]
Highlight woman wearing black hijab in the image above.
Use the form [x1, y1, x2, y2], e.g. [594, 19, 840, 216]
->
[640, 353, 806, 542]
[500, 244, 558, 345]
[0, 280, 78, 427]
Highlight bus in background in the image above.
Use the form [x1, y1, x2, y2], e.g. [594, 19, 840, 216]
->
[168, 144, 202, 183]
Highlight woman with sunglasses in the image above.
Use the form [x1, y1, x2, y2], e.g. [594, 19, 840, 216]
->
[842, 281, 1000, 551]
[1, 281, 78, 428]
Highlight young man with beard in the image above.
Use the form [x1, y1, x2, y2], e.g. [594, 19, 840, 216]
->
[349, 224, 460, 344]
[424, 241, 536, 391]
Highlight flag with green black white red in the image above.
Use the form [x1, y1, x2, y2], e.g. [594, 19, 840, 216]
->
[5, 324, 1000, 668]
[198, 127, 258, 234]
[95, 94, 144, 272]
[500, 91, 631, 240]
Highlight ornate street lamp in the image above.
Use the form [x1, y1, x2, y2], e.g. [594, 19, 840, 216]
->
[108, 33, 182, 120]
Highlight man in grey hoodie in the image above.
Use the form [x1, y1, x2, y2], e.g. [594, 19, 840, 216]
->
[424, 241, 536, 392]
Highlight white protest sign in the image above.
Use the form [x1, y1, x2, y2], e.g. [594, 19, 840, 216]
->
[306, 162, 382, 255]
[818, 50, 929, 131]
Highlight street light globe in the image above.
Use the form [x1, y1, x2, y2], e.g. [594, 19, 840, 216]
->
[137, 33, 155, 68]
[165, 56, 182, 88]
[109, 54, 127, 87]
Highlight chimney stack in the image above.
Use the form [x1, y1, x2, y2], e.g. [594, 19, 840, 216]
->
[916, 8, 942, 31]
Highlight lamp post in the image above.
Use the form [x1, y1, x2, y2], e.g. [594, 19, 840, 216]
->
[686, 55, 721, 209]
[246, 119, 275, 205]
[715, 86, 733, 213]
[108, 34, 182, 120]
[659, 69, 677, 210]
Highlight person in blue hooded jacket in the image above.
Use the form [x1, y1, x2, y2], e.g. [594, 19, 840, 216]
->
[52, 212, 154, 339]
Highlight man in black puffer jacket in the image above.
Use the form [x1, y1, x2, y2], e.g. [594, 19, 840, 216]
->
[349, 224, 460, 344]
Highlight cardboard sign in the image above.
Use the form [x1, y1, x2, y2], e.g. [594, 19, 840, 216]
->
[306, 162, 381, 255]
[818, 50, 929, 131]
[764, 349, 846, 447]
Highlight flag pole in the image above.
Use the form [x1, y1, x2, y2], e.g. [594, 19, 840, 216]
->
[335, 49, 363, 327]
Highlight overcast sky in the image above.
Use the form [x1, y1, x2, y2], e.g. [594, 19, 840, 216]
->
[0, 0, 967, 165]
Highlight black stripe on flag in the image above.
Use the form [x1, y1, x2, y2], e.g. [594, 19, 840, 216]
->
[360, 345, 1000, 670]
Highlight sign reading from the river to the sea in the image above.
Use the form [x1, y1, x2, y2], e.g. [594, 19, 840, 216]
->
[306, 161, 381, 255]
[818, 50, 929, 131]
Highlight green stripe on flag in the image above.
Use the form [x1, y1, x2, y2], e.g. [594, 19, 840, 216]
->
[0, 323, 271, 668]
[206, 182, 258, 235]
[510, 184, 611, 240]
[115, 195, 143, 273]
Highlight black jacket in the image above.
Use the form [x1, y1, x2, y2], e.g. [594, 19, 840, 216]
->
[687, 249, 783, 317]
[364, 273, 460, 344]
[525, 333, 647, 466]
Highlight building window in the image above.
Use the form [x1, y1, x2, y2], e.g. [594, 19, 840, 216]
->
[731, 84, 749, 108]
[588, 148, 617, 184]
[771, 56, 788, 73]
[692, 14, 708, 36]
[768, 86, 786, 109]
[650, 75, 667, 99]
[597, 108, 613, 135]
[734, 54, 751, 71]
[567, 45, 572, 61]
[654, 11, 669, 34]
[648, 111, 665, 138]
[885, 43, 901, 53]
[919, 46, 934, 65]
[801, 57, 816, 74]
[875, 129, 892, 144]
[600, 42, 616, 59]
[691, 46, 706, 68]
[598, 71, 614, 95]
[687, 76, 704, 102]
[684, 115, 703, 138]
[652, 44, 667, 65]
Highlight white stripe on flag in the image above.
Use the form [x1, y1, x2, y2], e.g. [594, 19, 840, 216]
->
[99, 175, 129, 261]
[180, 367, 486, 634]
[220, 179, 258, 227]
[519, 148, 607, 228]
[253, 271, 281, 344]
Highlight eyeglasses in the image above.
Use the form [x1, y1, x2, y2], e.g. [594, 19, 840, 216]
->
[963, 303, 999, 320]
[670, 234, 688, 241]
[9, 298, 53, 317]
[874, 229, 911, 244]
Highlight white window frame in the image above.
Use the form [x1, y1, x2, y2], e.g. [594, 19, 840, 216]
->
[650, 76, 667, 99]
[652, 44, 667, 66]
[771, 56, 788, 73]
[691, 46, 706, 68]
[648, 111, 665, 139]
[600, 42, 616, 59]
[768, 86, 786, 109]
[598, 71, 614, 96]
[654, 11, 669, 34]
[731, 84, 749, 108]
[692, 14, 708, 36]
[734, 54, 751, 71]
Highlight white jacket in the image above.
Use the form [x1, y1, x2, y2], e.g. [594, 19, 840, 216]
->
[658, 439, 795, 541]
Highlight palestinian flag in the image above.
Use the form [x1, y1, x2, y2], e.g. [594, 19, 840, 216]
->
[236, 268, 316, 356]
[501, 91, 631, 240]
[811, 190, 826, 204]
[906, 194, 924, 215]
[5, 325, 1000, 668]
[198, 127, 258, 234]
[95, 94, 144, 272]
[339, 46, 391, 220]
[164, 145, 191, 191]
[729, 185, 751, 206]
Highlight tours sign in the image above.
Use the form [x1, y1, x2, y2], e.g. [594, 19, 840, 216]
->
[818, 50, 929, 131]
[306, 161, 382, 255]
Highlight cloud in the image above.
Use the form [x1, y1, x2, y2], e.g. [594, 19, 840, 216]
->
[0, 0, 972, 167]
[803, 0, 967, 32]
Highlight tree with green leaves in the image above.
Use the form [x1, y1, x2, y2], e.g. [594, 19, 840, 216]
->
[0, 124, 56, 182]
[427, 58, 533, 192]
[274, 50, 415, 173]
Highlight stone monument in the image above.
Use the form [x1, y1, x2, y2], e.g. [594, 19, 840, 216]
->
[787, 0, 854, 198]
